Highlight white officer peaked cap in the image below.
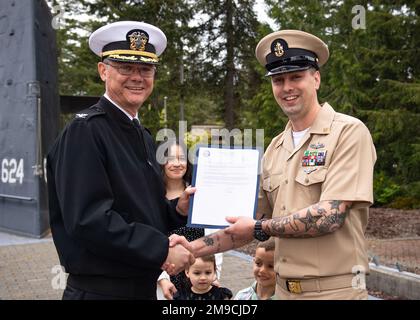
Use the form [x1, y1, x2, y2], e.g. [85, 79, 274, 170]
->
[255, 30, 329, 76]
[89, 21, 167, 64]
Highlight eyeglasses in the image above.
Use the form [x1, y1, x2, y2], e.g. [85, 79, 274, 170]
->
[104, 62, 156, 78]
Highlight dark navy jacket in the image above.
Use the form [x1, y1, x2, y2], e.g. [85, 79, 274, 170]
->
[47, 96, 186, 295]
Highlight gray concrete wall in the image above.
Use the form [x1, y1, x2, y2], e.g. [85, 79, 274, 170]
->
[367, 263, 420, 300]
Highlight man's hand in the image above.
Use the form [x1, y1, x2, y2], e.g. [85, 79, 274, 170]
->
[163, 244, 195, 275]
[158, 278, 177, 300]
[168, 234, 194, 252]
[176, 186, 196, 216]
[162, 234, 195, 275]
[224, 216, 255, 241]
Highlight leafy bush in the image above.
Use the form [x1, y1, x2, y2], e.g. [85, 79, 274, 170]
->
[374, 171, 401, 206]
[374, 172, 420, 208]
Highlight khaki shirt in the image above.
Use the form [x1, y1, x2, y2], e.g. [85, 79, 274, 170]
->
[258, 103, 377, 279]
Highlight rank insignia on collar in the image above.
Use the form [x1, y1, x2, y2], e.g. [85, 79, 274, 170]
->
[76, 113, 88, 118]
[302, 150, 327, 167]
[310, 142, 325, 149]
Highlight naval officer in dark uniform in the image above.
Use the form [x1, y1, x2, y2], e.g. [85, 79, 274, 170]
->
[47, 21, 195, 300]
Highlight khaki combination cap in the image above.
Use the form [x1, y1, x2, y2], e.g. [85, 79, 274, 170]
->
[255, 30, 329, 76]
[89, 21, 167, 65]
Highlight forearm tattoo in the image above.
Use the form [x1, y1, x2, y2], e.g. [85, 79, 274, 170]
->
[199, 232, 238, 253]
[203, 236, 214, 246]
[201, 234, 223, 252]
[267, 200, 350, 238]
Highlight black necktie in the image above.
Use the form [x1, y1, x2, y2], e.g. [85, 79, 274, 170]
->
[132, 118, 142, 129]
[132, 119, 160, 174]
[132, 118, 148, 160]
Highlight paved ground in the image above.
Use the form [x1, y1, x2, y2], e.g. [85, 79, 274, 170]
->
[0, 231, 419, 300]
[0, 231, 256, 300]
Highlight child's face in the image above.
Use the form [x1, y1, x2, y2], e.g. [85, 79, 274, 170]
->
[186, 258, 216, 293]
[253, 248, 275, 288]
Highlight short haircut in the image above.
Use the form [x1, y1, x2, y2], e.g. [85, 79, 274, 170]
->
[199, 254, 216, 271]
[309, 66, 318, 74]
[257, 237, 275, 252]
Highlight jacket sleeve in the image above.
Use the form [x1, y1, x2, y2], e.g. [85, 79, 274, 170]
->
[51, 119, 169, 270]
[165, 198, 188, 232]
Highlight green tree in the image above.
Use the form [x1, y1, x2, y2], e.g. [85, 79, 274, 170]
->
[249, 0, 420, 207]
[191, 0, 261, 130]
[53, 0, 197, 135]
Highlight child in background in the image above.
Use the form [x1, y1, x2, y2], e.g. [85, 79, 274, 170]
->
[156, 142, 224, 300]
[234, 238, 277, 300]
[174, 255, 232, 300]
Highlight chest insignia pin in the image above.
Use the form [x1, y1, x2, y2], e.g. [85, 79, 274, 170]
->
[310, 142, 325, 149]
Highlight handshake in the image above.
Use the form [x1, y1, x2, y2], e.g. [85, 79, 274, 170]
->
[160, 216, 257, 275]
[161, 234, 197, 275]
[161, 186, 257, 275]
[160, 186, 198, 275]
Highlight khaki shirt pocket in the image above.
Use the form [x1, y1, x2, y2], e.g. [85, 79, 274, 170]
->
[295, 167, 328, 186]
[262, 173, 282, 192]
[295, 167, 327, 203]
[262, 174, 282, 208]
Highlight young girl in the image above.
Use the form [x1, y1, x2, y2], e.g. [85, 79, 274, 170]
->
[174, 255, 232, 300]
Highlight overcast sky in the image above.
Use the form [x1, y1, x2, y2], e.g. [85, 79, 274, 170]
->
[255, 0, 278, 29]
[48, 0, 278, 32]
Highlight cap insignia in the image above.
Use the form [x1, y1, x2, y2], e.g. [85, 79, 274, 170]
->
[274, 41, 284, 57]
[127, 30, 149, 51]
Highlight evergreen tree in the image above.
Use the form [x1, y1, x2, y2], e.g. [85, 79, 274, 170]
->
[253, 0, 420, 207]
[191, 0, 260, 130]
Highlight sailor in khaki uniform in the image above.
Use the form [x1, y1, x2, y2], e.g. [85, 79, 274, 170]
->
[189, 30, 376, 300]
[253, 30, 376, 299]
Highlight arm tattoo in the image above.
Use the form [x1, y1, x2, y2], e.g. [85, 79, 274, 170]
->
[203, 236, 214, 247]
[318, 201, 349, 233]
[230, 234, 236, 248]
[297, 209, 322, 232]
[216, 234, 221, 252]
[329, 200, 341, 211]
[270, 218, 285, 235]
[267, 200, 350, 238]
